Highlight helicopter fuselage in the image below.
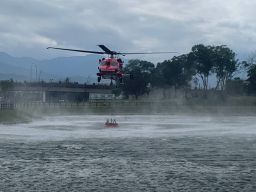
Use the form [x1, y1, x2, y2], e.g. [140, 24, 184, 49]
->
[97, 58, 124, 82]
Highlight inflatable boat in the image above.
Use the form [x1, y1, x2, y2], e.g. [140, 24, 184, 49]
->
[105, 122, 119, 128]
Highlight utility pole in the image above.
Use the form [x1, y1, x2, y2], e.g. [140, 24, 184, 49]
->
[39, 71, 42, 81]
[35, 64, 38, 82]
[30, 64, 32, 82]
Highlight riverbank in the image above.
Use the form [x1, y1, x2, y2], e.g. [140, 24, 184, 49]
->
[0, 110, 33, 124]
[1, 96, 256, 124]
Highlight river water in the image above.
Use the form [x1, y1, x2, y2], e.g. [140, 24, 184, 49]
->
[0, 115, 256, 191]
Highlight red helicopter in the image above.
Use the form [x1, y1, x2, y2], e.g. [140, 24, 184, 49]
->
[47, 45, 176, 84]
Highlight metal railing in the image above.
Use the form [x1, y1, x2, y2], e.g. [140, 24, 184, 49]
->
[0, 102, 15, 110]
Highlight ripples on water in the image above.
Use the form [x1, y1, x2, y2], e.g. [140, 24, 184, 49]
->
[0, 115, 256, 191]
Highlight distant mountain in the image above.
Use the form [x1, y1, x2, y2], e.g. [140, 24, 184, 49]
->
[0, 52, 102, 83]
[0, 52, 38, 68]
[37, 55, 100, 82]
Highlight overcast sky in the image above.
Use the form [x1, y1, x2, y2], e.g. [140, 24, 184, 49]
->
[0, 0, 255, 62]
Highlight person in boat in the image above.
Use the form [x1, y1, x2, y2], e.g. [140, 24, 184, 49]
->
[105, 118, 117, 126]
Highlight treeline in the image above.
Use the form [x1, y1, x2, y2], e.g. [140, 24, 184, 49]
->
[122, 44, 256, 98]
[246, 53, 256, 93]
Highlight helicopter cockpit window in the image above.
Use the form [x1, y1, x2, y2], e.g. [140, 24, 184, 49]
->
[100, 60, 118, 66]
[100, 60, 110, 66]
[111, 61, 118, 66]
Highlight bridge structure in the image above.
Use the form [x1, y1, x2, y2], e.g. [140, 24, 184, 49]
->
[10, 84, 113, 103]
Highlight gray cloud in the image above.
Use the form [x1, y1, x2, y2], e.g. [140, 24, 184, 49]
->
[0, 0, 256, 62]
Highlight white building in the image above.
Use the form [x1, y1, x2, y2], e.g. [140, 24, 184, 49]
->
[89, 93, 115, 100]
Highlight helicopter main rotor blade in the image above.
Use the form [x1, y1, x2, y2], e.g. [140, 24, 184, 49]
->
[47, 46, 177, 56]
[97, 45, 114, 55]
[47, 47, 105, 54]
[117, 51, 177, 55]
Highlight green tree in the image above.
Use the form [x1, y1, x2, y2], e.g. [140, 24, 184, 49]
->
[188, 44, 215, 90]
[0, 80, 14, 92]
[65, 77, 70, 84]
[125, 59, 155, 82]
[150, 66, 165, 87]
[212, 45, 238, 90]
[156, 54, 194, 88]
[245, 54, 256, 93]
[122, 59, 155, 99]
[247, 64, 256, 93]
[242, 53, 256, 93]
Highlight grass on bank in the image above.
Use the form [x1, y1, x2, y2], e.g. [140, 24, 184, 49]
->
[0, 110, 32, 124]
